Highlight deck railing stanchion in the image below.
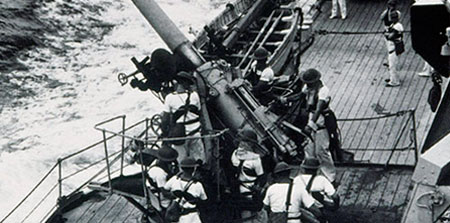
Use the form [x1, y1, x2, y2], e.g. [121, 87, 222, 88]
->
[120, 116, 126, 176]
[102, 130, 113, 194]
[137, 147, 150, 210]
[145, 118, 149, 147]
[411, 110, 419, 165]
[58, 158, 62, 201]
[385, 111, 411, 167]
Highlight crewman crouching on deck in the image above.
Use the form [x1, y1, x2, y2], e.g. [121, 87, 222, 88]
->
[299, 69, 337, 183]
[263, 162, 322, 223]
[231, 129, 267, 223]
[164, 157, 208, 223]
[144, 144, 179, 220]
[161, 71, 206, 165]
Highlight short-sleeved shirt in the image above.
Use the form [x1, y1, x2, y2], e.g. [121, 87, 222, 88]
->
[147, 161, 171, 207]
[293, 174, 336, 197]
[164, 176, 207, 223]
[231, 148, 264, 194]
[263, 182, 315, 222]
[163, 91, 201, 133]
[302, 84, 331, 113]
[248, 61, 275, 86]
[164, 176, 208, 209]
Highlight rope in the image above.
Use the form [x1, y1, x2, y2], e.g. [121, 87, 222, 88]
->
[337, 110, 410, 121]
[315, 29, 411, 35]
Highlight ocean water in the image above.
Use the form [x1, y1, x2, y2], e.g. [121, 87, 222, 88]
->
[0, 0, 226, 221]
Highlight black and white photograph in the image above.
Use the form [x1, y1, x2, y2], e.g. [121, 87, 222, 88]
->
[0, 0, 449, 222]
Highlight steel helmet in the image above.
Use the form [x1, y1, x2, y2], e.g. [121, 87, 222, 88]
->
[157, 144, 178, 162]
[180, 157, 199, 168]
[238, 128, 258, 143]
[175, 71, 195, 86]
[301, 158, 320, 170]
[273, 162, 292, 174]
[300, 68, 322, 84]
[150, 48, 177, 79]
[253, 47, 269, 60]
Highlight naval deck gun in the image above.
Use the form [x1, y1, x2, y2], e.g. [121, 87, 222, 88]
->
[130, 0, 304, 165]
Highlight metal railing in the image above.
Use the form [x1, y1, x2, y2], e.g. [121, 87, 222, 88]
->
[337, 109, 419, 167]
[0, 116, 152, 223]
[1, 115, 229, 223]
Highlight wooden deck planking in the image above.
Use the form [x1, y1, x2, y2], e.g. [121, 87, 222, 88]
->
[374, 14, 424, 165]
[332, 167, 413, 223]
[111, 197, 142, 223]
[391, 173, 413, 210]
[357, 2, 414, 165]
[378, 171, 403, 208]
[76, 194, 114, 223]
[101, 196, 131, 222]
[340, 170, 366, 207]
[387, 50, 424, 165]
[302, 0, 388, 162]
[63, 198, 96, 222]
[352, 169, 379, 208]
[335, 4, 390, 160]
[87, 194, 122, 223]
[298, 0, 434, 166]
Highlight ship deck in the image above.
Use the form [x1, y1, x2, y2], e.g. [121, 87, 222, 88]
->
[302, 0, 436, 167]
[59, 0, 430, 222]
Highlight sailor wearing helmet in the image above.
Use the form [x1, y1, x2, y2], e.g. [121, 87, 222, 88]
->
[263, 162, 322, 223]
[299, 69, 337, 183]
[294, 158, 340, 219]
[164, 157, 207, 223]
[231, 128, 266, 223]
[145, 144, 179, 215]
[246, 47, 275, 87]
[161, 71, 205, 165]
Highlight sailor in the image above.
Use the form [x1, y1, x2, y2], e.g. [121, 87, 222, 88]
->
[146, 144, 179, 215]
[263, 162, 322, 223]
[380, 0, 400, 30]
[300, 69, 337, 183]
[383, 10, 404, 87]
[294, 158, 340, 219]
[231, 128, 266, 223]
[130, 48, 193, 93]
[161, 71, 205, 164]
[246, 47, 275, 87]
[164, 157, 208, 223]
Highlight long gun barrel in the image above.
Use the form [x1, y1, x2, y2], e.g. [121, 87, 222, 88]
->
[132, 0, 299, 157]
[132, 0, 205, 68]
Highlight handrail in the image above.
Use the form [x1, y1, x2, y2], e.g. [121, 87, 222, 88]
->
[1, 115, 229, 223]
[59, 118, 146, 161]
